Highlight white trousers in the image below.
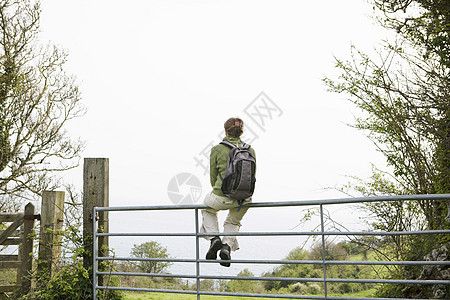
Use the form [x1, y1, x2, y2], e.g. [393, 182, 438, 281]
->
[200, 192, 251, 251]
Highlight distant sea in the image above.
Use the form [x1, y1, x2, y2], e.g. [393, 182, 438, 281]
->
[107, 203, 365, 278]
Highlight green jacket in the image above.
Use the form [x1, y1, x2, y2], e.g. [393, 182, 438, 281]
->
[210, 136, 256, 197]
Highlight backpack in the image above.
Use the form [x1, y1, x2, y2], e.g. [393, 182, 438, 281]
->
[218, 141, 256, 210]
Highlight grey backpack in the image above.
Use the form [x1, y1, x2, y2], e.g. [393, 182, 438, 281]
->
[218, 141, 256, 208]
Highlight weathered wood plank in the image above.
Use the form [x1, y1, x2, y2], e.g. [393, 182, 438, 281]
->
[0, 213, 23, 223]
[0, 230, 20, 237]
[0, 285, 20, 293]
[83, 158, 109, 289]
[0, 261, 21, 268]
[1, 238, 20, 245]
[20, 203, 34, 294]
[0, 255, 18, 261]
[0, 218, 23, 245]
[38, 191, 65, 278]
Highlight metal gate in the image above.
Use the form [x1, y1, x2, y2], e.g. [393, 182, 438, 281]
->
[93, 194, 450, 300]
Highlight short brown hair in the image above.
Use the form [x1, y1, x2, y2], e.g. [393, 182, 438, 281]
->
[224, 117, 244, 137]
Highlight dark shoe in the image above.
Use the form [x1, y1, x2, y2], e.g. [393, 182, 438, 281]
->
[219, 243, 231, 267]
[206, 236, 222, 260]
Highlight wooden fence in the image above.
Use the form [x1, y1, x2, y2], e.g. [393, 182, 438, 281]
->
[0, 203, 36, 296]
[0, 158, 110, 298]
[0, 191, 65, 298]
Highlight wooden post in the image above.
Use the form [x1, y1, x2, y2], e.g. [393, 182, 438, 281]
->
[20, 203, 35, 295]
[38, 191, 65, 278]
[83, 158, 109, 282]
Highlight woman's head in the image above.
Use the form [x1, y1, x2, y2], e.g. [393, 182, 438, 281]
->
[224, 117, 244, 137]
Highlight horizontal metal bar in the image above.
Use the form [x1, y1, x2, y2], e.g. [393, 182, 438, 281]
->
[97, 271, 450, 285]
[96, 286, 430, 300]
[97, 286, 197, 295]
[199, 274, 450, 285]
[203, 275, 320, 283]
[99, 271, 323, 282]
[200, 290, 429, 300]
[98, 256, 450, 266]
[99, 257, 197, 263]
[98, 232, 196, 237]
[97, 271, 196, 279]
[327, 278, 450, 285]
[201, 290, 326, 299]
[199, 259, 450, 266]
[94, 194, 450, 212]
[98, 229, 450, 237]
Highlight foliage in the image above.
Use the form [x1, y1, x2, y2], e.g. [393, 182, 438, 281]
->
[262, 242, 375, 295]
[0, 267, 15, 285]
[120, 242, 378, 298]
[25, 261, 123, 300]
[308, 240, 347, 261]
[0, 0, 85, 211]
[225, 269, 264, 294]
[130, 241, 172, 274]
[18, 260, 122, 300]
[20, 261, 91, 300]
[113, 260, 185, 291]
[373, 0, 450, 69]
[15, 218, 124, 300]
[323, 0, 449, 298]
[323, 1, 449, 229]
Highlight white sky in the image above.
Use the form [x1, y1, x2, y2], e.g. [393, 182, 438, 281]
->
[37, 0, 392, 272]
[39, 0, 389, 205]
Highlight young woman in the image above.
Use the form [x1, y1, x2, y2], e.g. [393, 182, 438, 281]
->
[199, 117, 256, 267]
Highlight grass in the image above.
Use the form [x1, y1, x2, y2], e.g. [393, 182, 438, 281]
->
[124, 292, 274, 300]
[123, 288, 378, 299]
[121, 248, 382, 300]
[329, 288, 377, 298]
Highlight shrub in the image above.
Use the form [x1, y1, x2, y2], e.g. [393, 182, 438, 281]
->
[289, 282, 308, 294]
[307, 283, 321, 295]
[19, 261, 122, 300]
[226, 269, 264, 294]
[130, 241, 172, 274]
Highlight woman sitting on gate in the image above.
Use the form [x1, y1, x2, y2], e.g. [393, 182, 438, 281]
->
[200, 117, 256, 267]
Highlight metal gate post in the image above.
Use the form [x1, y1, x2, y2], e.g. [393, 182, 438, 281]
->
[320, 204, 328, 299]
[195, 208, 200, 300]
[93, 207, 98, 300]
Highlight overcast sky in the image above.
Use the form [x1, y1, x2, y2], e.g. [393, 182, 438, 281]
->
[35, 0, 396, 273]
[38, 0, 390, 206]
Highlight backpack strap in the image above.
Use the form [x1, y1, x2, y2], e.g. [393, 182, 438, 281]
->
[220, 141, 251, 150]
[217, 141, 234, 182]
[220, 141, 236, 148]
[237, 200, 244, 212]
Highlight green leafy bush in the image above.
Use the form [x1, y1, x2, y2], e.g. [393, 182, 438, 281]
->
[225, 269, 264, 294]
[19, 261, 122, 300]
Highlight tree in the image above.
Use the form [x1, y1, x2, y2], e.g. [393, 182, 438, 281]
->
[308, 241, 347, 261]
[323, 0, 449, 298]
[225, 269, 263, 294]
[0, 0, 84, 211]
[130, 241, 172, 274]
[373, 0, 450, 69]
[262, 246, 320, 291]
[323, 0, 449, 229]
